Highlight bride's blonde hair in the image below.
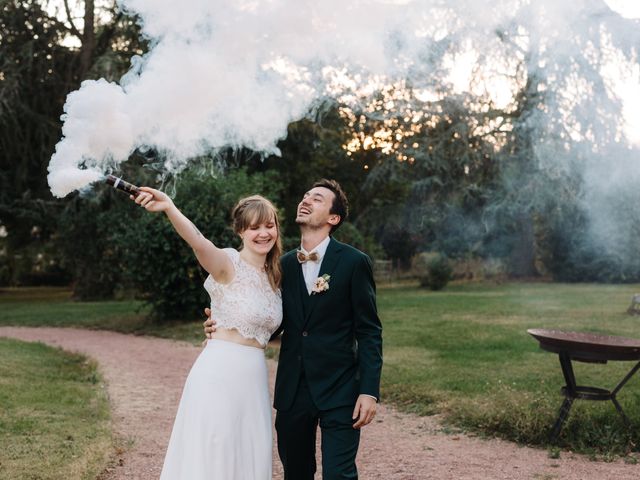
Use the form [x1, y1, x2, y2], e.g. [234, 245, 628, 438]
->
[232, 195, 282, 290]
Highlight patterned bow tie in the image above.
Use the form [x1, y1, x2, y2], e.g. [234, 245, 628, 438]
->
[297, 250, 320, 263]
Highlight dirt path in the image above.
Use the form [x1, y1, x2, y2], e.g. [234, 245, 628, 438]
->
[1, 327, 637, 480]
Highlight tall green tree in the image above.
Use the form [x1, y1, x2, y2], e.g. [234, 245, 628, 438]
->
[109, 166, 286, 320]
[0, 0, 146, 284]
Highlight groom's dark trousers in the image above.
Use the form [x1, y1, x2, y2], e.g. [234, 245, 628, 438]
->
[273, 239, 383, 480]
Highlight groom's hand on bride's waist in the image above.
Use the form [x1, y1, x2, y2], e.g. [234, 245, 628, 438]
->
[203, 307, 217, 339]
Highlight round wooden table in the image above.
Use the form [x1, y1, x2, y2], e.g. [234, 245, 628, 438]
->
[527, 328, 640, 440]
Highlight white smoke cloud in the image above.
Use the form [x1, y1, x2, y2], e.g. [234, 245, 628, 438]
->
[48, 0, 640, 202]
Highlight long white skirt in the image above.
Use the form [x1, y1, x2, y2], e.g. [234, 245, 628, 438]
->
[160, 339, 273, 480]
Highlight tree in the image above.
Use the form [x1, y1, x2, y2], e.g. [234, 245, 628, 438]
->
[0, 0, 146, 284]
[109, 166, 286, 320]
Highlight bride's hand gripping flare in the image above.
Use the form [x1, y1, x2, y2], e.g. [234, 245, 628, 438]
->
[132, 187, 174, 213]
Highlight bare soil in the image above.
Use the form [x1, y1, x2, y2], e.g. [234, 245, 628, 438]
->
[1, 326, 638, 480]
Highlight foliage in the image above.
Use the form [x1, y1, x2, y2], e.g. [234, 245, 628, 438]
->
[56, 193, 125, 299]
[418, 253, 452, 290]
[332, 222, 385, 261]
[0, 229, 70, 287]
[378, 225, 418, 269]
[256, 113, 374, 238]
[324, 23, 635, 282]
[539, 182, 640, 283]
[0, 0, 146, 285]
[336, 87, 513, 268]
[52, 160, 290, 313]
[110, 166, 286, 320]
[53, 159, 160, 299]
[3, 1, 640, 293]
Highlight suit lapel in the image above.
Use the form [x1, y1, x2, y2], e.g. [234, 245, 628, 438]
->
[303, 238, 343, 327]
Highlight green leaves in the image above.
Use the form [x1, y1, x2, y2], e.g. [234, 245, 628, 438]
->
[109, 166, 285, 321]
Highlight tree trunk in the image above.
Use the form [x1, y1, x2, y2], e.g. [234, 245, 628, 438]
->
[79, 0, 95, 78]
[509, 212, 538, 277]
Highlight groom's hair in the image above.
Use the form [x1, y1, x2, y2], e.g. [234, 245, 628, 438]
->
[312, 179, 349, 233]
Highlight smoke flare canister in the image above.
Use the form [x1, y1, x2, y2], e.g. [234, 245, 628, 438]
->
[106, 175, 140, 197]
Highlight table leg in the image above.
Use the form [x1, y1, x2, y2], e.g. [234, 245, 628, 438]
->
[611, 397, 631, 428]
[550, 352, 577, 441]
[558, 352, 577, 395]
[551, 396, 574, 441]
[551, 357, 640, 439]
[610, 361, 640, 428]
[612, 361, 640, 396]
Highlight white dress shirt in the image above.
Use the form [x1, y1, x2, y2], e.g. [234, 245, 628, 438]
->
[299, 236, 331, 295]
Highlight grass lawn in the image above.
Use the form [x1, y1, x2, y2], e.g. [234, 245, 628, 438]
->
[2, 283, 640, 459]
[0, 337, 112, 479]
[0, 287, 206, 343]
[379, 282, 640, 459]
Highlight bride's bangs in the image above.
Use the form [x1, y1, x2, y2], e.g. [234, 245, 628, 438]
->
[232, 195, 283, 290]
[243, 201, 277, 232]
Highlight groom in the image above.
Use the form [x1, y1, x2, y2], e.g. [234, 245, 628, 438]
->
[205, 179, 382, 479]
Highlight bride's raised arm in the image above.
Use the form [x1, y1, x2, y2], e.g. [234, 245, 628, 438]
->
[132, 186, 234, 283]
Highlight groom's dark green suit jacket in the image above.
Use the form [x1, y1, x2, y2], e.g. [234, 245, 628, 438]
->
[273, 238, 383, 411]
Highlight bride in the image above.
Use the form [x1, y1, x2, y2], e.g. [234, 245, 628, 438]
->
[131, 187, 282, 479]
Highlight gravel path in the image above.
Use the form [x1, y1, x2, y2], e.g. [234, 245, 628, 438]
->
[1, 326, 638, 479]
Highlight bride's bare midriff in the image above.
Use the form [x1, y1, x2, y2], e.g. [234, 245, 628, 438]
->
[210, 327, 263, 349]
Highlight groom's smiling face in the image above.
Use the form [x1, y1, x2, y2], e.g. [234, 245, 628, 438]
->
[296, 186, 339, 231]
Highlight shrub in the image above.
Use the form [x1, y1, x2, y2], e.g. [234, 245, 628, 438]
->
[110, 166, 285, 321]
[57, 195, 126, 299]
[333, 222, 385, 260]
[419, 253, 452, 290]
[380, 226, 419, 270]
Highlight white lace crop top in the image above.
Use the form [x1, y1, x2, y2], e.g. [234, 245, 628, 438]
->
[203, 248, 282, 347]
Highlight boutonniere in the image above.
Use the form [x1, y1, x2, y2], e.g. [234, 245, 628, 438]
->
[311, 274, 331, 295]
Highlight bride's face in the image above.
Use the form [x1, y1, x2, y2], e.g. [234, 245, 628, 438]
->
[241, 217, 278, 256]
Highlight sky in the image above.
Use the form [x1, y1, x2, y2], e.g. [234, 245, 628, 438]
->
[604, 0, 640, 19]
